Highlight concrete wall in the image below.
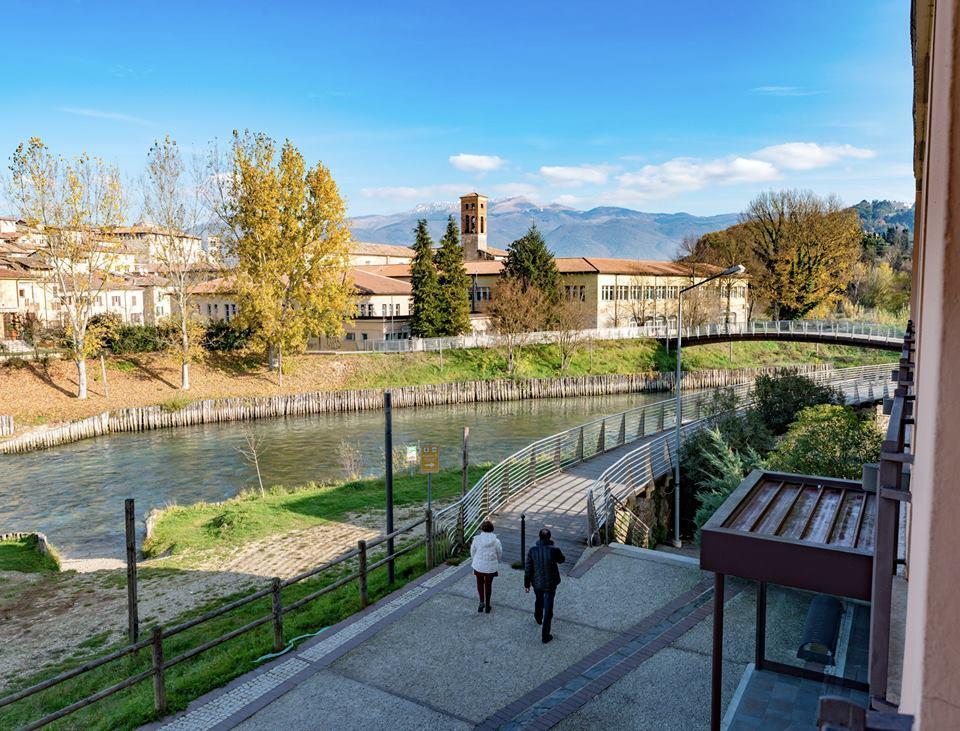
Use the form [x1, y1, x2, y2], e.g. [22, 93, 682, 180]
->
[900, 0, 960, 726]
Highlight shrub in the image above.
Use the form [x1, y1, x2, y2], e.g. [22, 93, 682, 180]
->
[753, 372, 843, 435]
[766, 404, 883, 479]
[202, 320, 252, 352]
[690, 428, 763, 539]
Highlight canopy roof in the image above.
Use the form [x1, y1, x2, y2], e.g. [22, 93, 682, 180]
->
[700, 470, 876, 601]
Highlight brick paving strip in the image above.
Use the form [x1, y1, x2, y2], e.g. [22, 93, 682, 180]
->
[150, 561, 471, 731]
[475, 578, 747, 731]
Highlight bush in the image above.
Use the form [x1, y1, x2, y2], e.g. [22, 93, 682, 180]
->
[92, 315, 176, 354]
[753, 372, 843, 435]
[202, 320, 252, 352]
[766, 404, 883, 479]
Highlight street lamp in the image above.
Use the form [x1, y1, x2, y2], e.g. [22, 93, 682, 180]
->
[672, 263, 746, 547]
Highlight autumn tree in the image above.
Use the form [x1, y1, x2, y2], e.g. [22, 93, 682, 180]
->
[8, 138, 126, 399]
[502, 224, 561, 303]
[142, 135, 206, 390]
[554, 296, 589, 373]
[434, 215, 471, 336]
[212, 131, 353, 384]
[741, 190, 861, 319]
[490, 277, 547, 376]
[409, 219, 442, 337]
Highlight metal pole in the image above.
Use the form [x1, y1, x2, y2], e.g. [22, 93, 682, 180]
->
[462, 426, 469, 497]
[520, 513, 526, 566]
[711, 572, 725, 731]
[384, 391, 395, 584]
[124, 498, 139, 644]
[673, 294, 683, 548]
[427, 473, 432, 512]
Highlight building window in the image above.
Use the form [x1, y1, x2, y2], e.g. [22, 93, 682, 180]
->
[345, 332, 355, 341]
[617, 285, 629, 300]
[382, 303, 387, 317]
[564, 285, 585, 302]
[656, 286, 666, 299]
[131, 313, 142, 324]
[630, 285, 642, 300]
[645, 285, 655, 299]
[111, 295, 121, 306]
[361, 333, 368, 341]
[601, 285, 615, 301]
[667, 286, 678, 298]
[206, 303, 213, 316]
[131, 295, 138, 306]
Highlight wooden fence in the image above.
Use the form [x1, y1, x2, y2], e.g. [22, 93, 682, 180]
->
[0, 415, 13, 438]
[0, 364, 832, 455]
[0, 513, 434, 730]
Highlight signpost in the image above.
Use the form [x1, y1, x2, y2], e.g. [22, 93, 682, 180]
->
[420, 444, 440, 510]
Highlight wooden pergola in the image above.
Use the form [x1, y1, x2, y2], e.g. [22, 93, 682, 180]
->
[700, 469, 877, 730]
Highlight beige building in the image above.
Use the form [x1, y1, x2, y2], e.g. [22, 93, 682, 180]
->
[347, 241, 415, 266]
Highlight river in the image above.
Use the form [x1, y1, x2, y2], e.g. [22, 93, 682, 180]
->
[0, 391, 665, 558]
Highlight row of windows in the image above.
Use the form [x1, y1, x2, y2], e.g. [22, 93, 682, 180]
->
[600, 285, 680, 302]
[357, 302, 405, 318]
[565, 285, 586, 302]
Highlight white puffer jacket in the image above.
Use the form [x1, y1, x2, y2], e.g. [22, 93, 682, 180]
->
[470, 531, 503, 574]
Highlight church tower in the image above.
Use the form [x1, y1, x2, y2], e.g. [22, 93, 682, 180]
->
[460, 193, 488, 261]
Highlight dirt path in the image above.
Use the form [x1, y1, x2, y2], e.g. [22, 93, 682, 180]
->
[0, 504, 441, 694]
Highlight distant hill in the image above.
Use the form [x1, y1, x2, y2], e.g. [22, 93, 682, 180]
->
[349, 197, 740, 260]
[852, 199, 915, 235]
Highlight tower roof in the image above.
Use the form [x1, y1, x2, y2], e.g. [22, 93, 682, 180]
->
[459, 192, 487, 199]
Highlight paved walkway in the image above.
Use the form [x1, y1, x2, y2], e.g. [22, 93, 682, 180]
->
[492, 439, 652, 569]
[152, 546, 755, 731]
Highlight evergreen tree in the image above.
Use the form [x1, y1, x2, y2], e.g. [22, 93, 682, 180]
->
[409, 219, 442, 337]
[434, 215, 472, 335]
[502, 224, 562, 303]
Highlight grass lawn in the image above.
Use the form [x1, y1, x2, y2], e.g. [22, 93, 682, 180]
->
[0, 535, 60, 574]
[143, 466, 489, 559]
[0, 546, 440, 731]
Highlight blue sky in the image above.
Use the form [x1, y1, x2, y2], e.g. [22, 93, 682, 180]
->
[1, 0, 913, 217]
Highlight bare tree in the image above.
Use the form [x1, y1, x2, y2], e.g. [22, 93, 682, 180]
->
[235, 427, 266, 496]
[554, 297, 589, 374]
[490, 278, 547, 377]
[142, 136, 207, 390]
[8, 138, 126, 399]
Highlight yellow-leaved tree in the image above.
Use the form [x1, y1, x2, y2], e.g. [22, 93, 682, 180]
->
[212, 131, 353, 384]
[8, 138, 126, 399]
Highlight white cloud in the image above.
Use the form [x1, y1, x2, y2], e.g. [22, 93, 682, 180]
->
[753, 142, 876, 171]
[449, 153, 506, 172]
[489, 182, 540, 198]
[553, 194, 582, 207]
[615, 156, 779, 198]
[539, 164, 614, 186]
[57, 107, 152, 125]
[751, 86, 822, 97]
[359, 183, 467, 200]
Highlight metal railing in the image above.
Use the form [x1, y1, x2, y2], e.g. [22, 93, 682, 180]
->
[430, 363, 896, 565]
[0, 515, 435, 730]
[584, 364, 898, 547]
[363, 320, 906, 354]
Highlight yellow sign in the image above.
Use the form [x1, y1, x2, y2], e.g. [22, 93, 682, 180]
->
[419, 445, 440, 474]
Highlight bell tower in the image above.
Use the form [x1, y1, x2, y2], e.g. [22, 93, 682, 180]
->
[460, 192, 488, 261]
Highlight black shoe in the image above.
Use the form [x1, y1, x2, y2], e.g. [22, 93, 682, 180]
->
[484, 604, 491, 613]
[478, 603, 485, 613]
[535, 616, 542, 625]
[542, 634, 553, 644]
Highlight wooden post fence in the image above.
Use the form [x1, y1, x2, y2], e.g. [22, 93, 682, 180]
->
[150, 627, 166, 715]
[124, 499, 139, 644]
[271, 577, 284, 653]
[357, 540, 368, 608]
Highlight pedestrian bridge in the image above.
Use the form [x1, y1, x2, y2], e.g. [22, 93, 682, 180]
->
[653, 320, 905, 352]
[431, 363, 898, 568]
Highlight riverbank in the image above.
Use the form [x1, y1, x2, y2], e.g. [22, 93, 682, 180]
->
[143, 466, 486, 566]
[0, 339, 894, 430]
[0, 345, 895, 454]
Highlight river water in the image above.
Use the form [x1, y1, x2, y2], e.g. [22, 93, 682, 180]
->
[0, 391, 665, 558]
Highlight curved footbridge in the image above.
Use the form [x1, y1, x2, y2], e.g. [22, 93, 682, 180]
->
[655, 320, 905, 352]
[432, 362, 899, 569]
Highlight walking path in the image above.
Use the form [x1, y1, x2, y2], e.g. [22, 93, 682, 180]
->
[151, 546, 756, 731]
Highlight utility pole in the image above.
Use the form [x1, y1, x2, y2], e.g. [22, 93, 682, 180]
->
[384, 391, 395, 584]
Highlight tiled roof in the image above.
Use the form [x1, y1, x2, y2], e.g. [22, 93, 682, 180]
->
[555, 258, 728, 276]
[349, 241, 415, 258]
[350, 269, 412, 295]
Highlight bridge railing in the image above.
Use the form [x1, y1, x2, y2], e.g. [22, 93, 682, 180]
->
[430, 362, 894, 565]
[585, 363, 898, 546]
[365, 320, 905, 353]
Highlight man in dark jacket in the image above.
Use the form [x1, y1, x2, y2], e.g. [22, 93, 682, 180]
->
[524, 528, 566, 643]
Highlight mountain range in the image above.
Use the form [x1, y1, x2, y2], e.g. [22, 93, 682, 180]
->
[348, 198, 740, 260]
[348, 197, 916, 259]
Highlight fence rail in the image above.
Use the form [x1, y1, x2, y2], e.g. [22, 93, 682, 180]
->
[430, 362, 895, 567]
[584, 364, 898, 546]
[0, 515, 432, 730]
[363, 319, 906, 353]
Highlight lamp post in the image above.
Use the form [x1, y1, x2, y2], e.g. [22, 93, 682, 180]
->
[673, 263, 746, 547]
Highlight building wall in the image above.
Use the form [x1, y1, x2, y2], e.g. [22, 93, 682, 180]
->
[899, 0, 960, 726]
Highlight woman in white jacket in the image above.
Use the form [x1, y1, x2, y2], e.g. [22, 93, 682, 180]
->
[470, 520, 503, 613]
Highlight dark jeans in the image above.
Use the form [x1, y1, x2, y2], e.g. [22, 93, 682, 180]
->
[534, 589, 555, 639]
[475, 572, 495, 605]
